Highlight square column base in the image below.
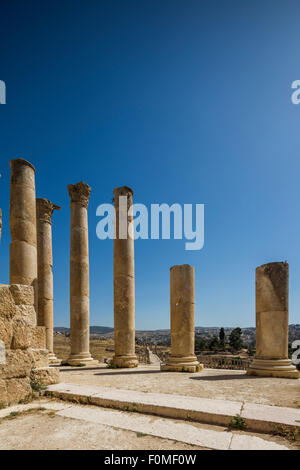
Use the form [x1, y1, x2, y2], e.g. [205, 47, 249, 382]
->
[160, 355, 203, 373]
[247, 358, 299, 379]
[66, 353, 98, 367]
[48, 353, 62, 366]
[111, 355, 138, 368]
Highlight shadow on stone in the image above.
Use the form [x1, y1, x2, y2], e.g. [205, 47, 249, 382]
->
[59, 366, 106, 372]
[94, 369, 162, 376]
[189, 373, 257, 381]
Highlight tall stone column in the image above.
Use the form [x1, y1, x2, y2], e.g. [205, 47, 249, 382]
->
[112, 186, 138, 368]
[161, 264, 202, 372]
[67, 182, 97, 366]
[9, 159, 38, 311]
[36, 198, 61, 365]
[247, 262, 299, 378]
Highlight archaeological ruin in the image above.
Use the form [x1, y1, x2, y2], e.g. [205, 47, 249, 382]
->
[161, 264, 202, 373]
[0, 158, 299, 407]
[111, 186, 138, 368]
[247, 262, 299, 378]
[9, 159, 38, 309]
[36, 198, 61, 365]
[67, 182, 97, 366]
[1, 159, 60, 406]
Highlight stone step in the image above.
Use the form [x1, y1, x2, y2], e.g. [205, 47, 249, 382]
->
[46, 382, 300, 434]
[0, 400, 290, 450]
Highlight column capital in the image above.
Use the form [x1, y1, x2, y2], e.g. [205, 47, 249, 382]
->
[68, 182, 91, 208]
[36, 198, 61, 225]
[113, 186, 133, 198]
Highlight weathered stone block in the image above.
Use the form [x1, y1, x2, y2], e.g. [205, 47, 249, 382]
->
[0, 277, 59, 403]
[0, 317, 13, 349]
[0, 349, 34, 379]
[14, 305, 36, 326]
[11, 318, 33, 350]
[0, 379, 8, 407]
[9, 284, 34, 306]
[31, 367, 60, 386]
[5, 377, 32, 405]
[31, 326, 46, 349]
[0, 286, 16, 318]
[30, 348, 49, 368]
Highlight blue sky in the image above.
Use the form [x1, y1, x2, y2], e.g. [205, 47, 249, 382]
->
[0, 0, 300, 328]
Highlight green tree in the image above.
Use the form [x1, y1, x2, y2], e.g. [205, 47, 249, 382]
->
[219, 328, 225, 350]
[195, 337, 207, 351]
[229, 328, 243, 351]
[208, 335, 219, 351]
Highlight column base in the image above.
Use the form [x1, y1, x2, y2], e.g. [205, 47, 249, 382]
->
[111, 355, 138, 368]
[66, 353, 98, 367]
[160, 355, 203, 373]
[48, 352, 62, 366]
[247, 358, 299, 379]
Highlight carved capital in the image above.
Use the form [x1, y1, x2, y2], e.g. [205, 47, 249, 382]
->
[113, 186, 133, 210]
[113, 186, 133, 198]
[36, 198, 61, 224]
[68, 182, 91, 208]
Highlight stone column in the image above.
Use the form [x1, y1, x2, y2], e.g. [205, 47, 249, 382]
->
[112, 186, 138, 368]
[247, 262, 299, 378]
[9, 159, 38, 311]
[161, 265, 202, 372]
[36, 198, 61, 365]
[67, 182, 97, 366]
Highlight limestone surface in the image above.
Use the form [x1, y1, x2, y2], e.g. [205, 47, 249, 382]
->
[67, 182, 96, 366]
[0, 284, 60, 405]
[36, 198, 61, 364]
[247, 262, 299, 379]
[31, 367, 60, 386]
[9, 159, 38, 311]
[161, 265, 201, 373]
[112, 186, 138, 368]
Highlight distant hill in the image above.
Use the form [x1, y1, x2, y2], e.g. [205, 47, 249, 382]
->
[54, 324, 300, 346]
[54, 326, 114, 335]
[54, 327, 70, 334]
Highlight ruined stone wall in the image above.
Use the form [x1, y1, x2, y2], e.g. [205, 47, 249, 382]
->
[0, 284, 59, 406]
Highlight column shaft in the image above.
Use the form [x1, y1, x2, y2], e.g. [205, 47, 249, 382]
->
[112, 186, 138, 368]
[67, 182, 97, 366]
[9, 159, 38, 311]
[161, 264, 202, 373]
[247, 262, 298, 378]
[36, 198, 61, 364]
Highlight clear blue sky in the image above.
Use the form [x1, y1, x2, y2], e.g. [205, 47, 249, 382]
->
[0, 0, 300, 329]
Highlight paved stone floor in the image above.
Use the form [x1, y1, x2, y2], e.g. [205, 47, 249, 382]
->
[0, 413, 204, 451]
[0, 400, 297, 450]
[2, 365, 296, 450]
[57, 364, 300, 408]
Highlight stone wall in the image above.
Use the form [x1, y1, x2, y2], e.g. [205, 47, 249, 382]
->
[0, 283, 59, 407]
